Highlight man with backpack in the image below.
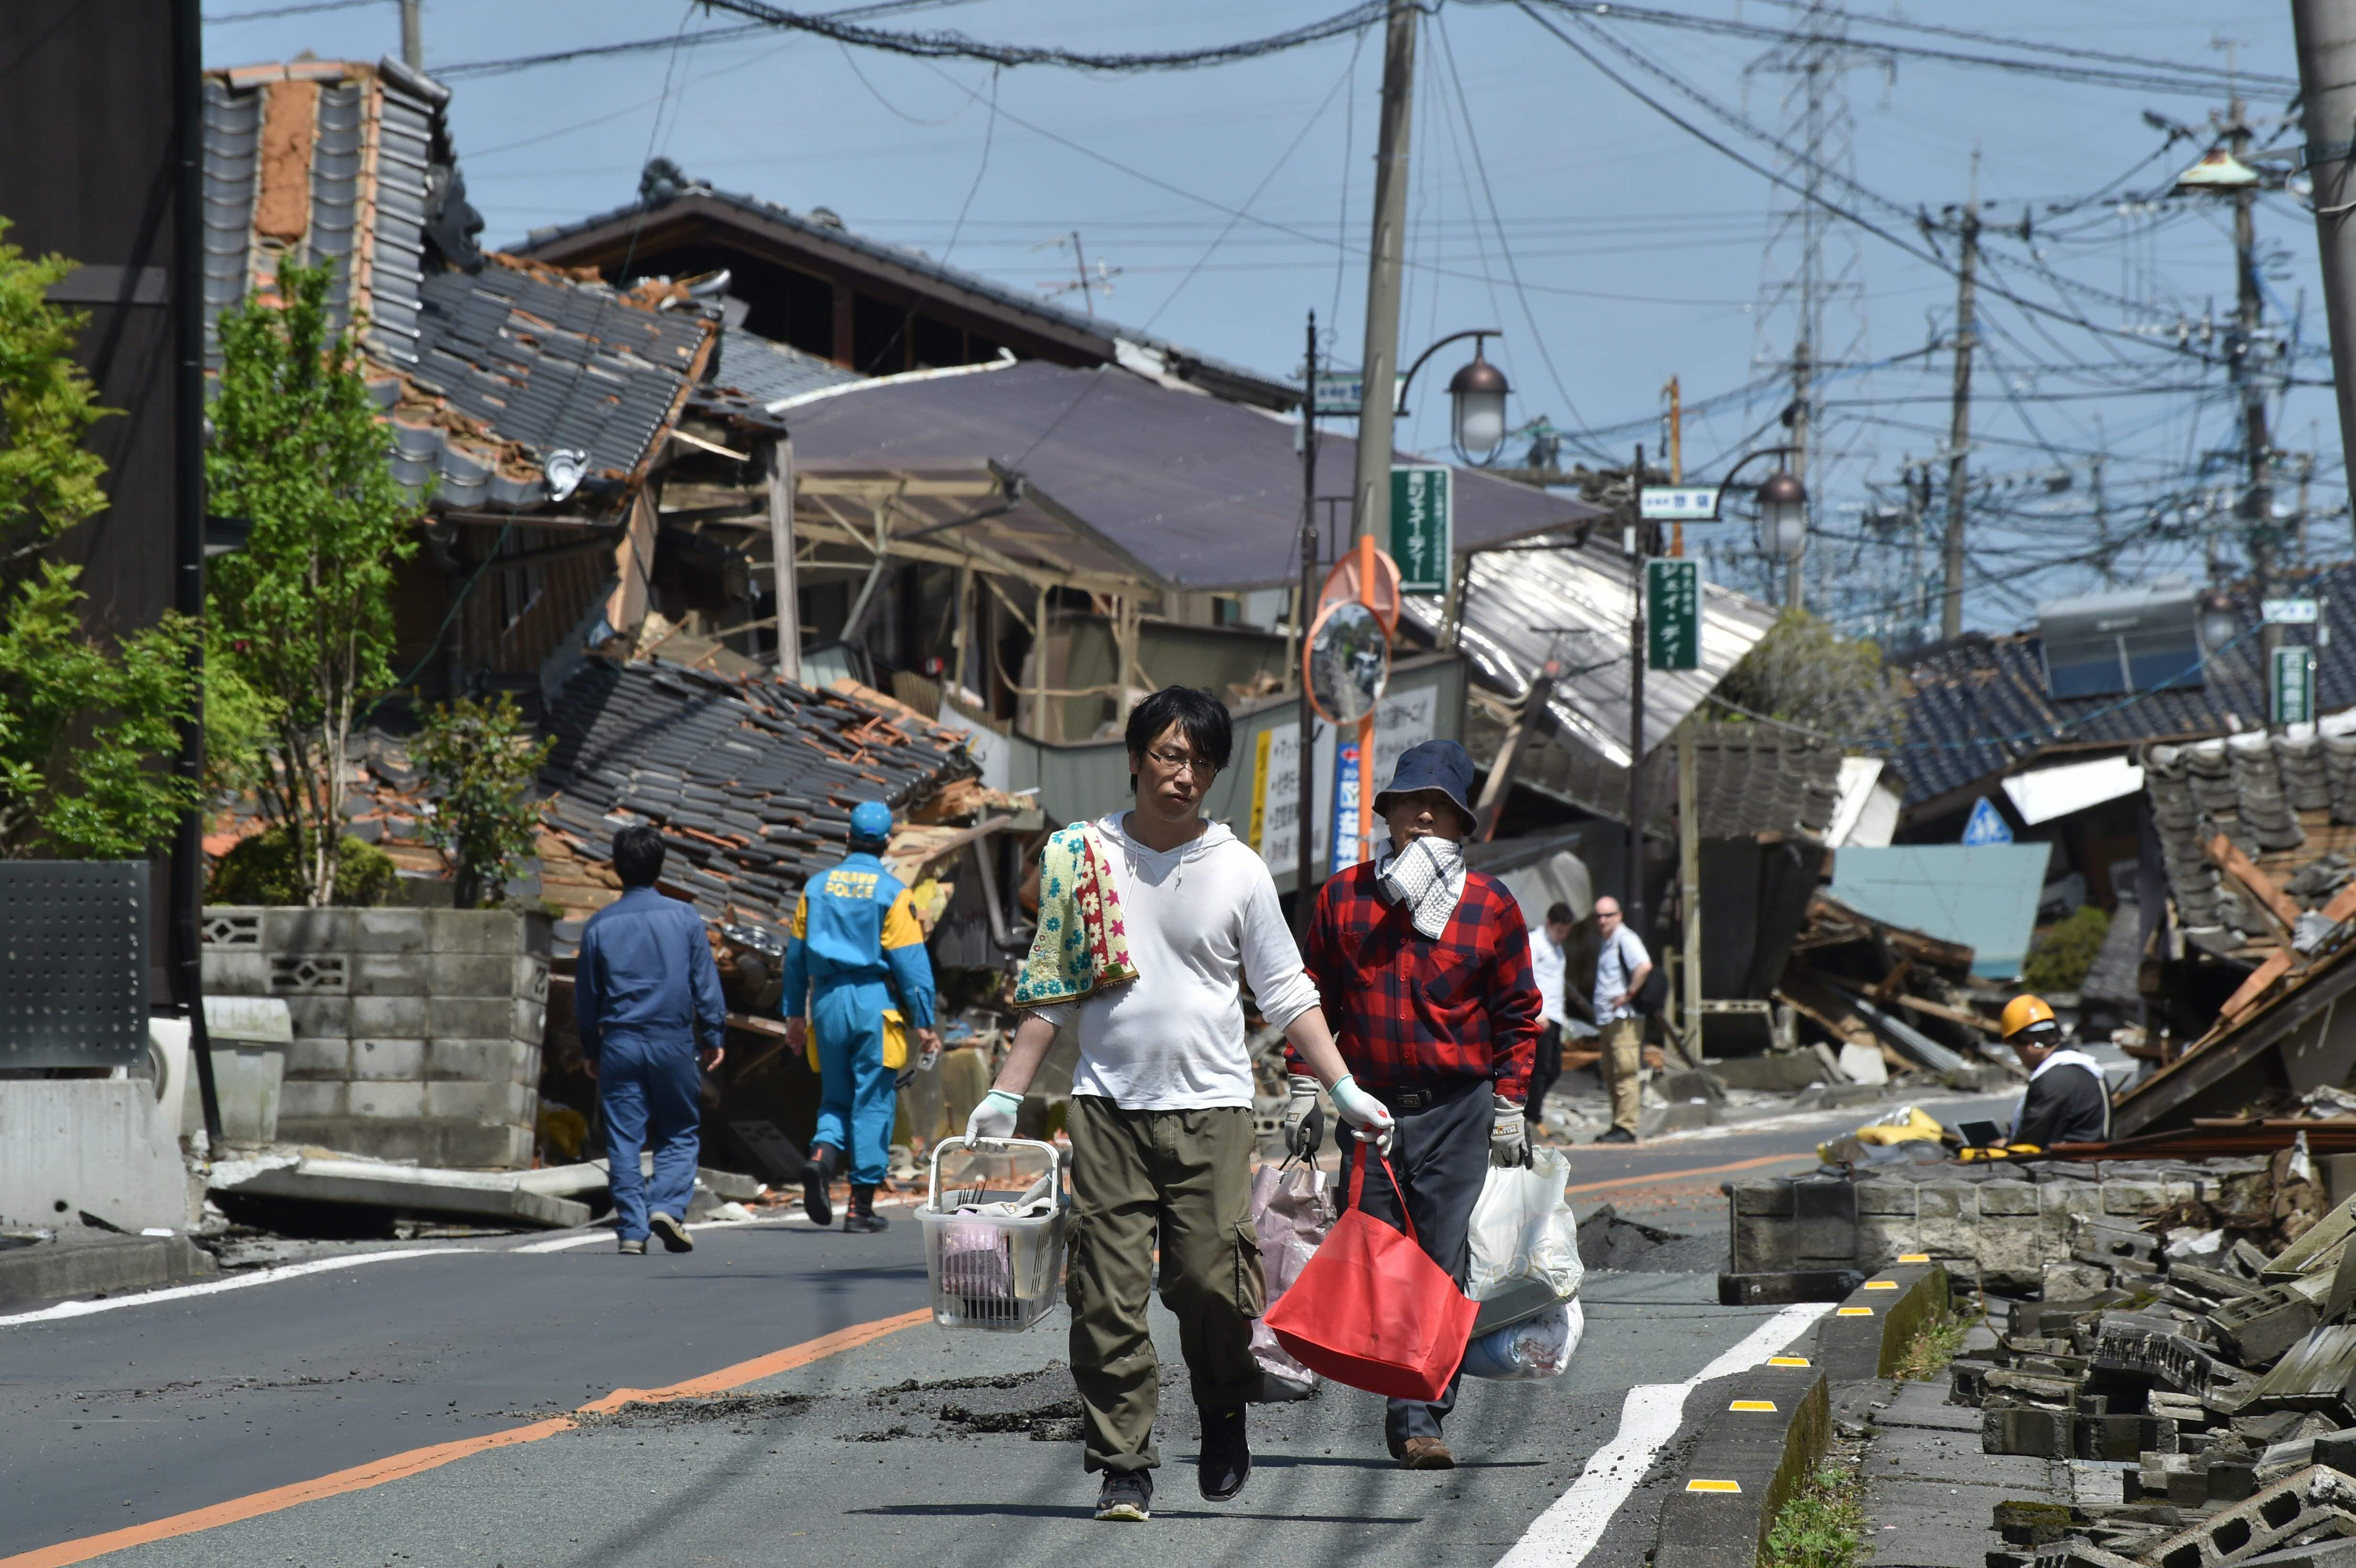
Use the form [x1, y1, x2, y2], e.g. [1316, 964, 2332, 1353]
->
[1592, 895, 1653, 1146]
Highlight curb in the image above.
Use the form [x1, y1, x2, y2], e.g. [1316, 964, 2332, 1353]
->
[1654, 1361, 1831, 1568]
[1812, 1259, 1949, 1383]
[0, 1234, 218, 1309]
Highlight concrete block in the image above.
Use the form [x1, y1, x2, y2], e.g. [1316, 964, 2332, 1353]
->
[1981, 1183, 2039, 1216]
[1983, 1406, 2076, 1458]
[0, 1235, 217, 1309]
[350, 995, 427, 1038]
[350, 954, 429, 997]
[2041, 1182, 2102, 1220]
[1854, 1182, 1916, 1217]
[349, 1081, 425, 1120]
[1654, 1365, 1828, 1568]
[1917, 1184, 1968, 1220]
[263, 907, 355, 953]
[199, 950, 272, 996]
[428, 952, 510, 997]
[424, 1081, 505, 1121]
[503, 1080, 536, 1123]
[1793, 1180, 1858, 1265]
[2042, 1261, 2112, 1299]
[349, 1038, 425, 1081]
[284, 1035, 350, 1078]
[1732, 1217, 1797, 1274]
[210, 1155, 587, 1226]
[425, 1038, 525, 1082]
[211, 1046, 284, 1144]
[277, 1080, 349, 1119]
[429, 996, 510, 1039]
[2102, 1181, 2170, 1217]
[511, 1044, 540, 1085]
[429, 909, 522, 955]
[509, 998, 545, 1044]
[283, 995, 351, 1040]
[1733, 1181, 1796, 1218]
[514, 956, 549, 1002]
[351, 908, 429, 954]
[0, 1080, 198, 1233]
[205, 995, 293, 1043]
[267, 951, 349, 995]
[1707, 1054, 1827, 1092]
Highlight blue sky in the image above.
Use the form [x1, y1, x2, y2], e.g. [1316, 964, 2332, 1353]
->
[205, 0, 2330, 640]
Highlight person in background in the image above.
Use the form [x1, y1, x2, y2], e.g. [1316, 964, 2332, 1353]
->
[1591, 894, 1652, 1146]
[575, 824, 728, 1255]
[2000, 993, 2110, 1147]
[1523, 901, 1576, 1130]
[1293, 738, 1542, 1470]
[781, 799, 941, 1235]
[969, 686, 1394, 1524]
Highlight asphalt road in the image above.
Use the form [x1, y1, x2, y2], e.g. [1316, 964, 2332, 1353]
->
[0, 1093, 2012, 1567]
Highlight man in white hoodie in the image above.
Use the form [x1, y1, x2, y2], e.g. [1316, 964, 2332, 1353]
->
[967, 686, 1395, 1524]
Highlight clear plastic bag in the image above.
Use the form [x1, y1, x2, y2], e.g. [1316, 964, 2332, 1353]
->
[1461, 1297, 1584, 1381]
[1247, 1160, 1333, 1401]
[1466, 1145, 1584, 1304]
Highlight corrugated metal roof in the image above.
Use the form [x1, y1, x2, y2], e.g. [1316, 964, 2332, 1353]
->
[1886, 562, 2356, 808]
[780, 360, 1602, 590]
[518, 182, 1293, 408]
[1402, 537, 1775, 770]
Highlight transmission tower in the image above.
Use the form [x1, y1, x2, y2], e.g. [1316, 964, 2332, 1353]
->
[1736, 0, 1887, 620]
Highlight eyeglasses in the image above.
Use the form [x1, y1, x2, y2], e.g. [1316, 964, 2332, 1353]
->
[1145, 746, 1215, 779]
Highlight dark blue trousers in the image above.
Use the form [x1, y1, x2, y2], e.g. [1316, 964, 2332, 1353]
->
[598, 1032, 702, 1242]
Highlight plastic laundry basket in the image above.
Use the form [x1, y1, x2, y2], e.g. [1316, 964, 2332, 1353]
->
[918, 1136, 1068, 1331]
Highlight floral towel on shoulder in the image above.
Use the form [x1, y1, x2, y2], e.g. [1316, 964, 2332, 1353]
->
[1012, 822, 1140, 1008]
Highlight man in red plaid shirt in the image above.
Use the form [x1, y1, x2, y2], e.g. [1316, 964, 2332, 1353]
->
[1284, 738, 1542, 1470]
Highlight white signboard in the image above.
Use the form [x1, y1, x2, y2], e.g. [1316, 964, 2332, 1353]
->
[1310, 370, 1407, 417]
[1638, 486, 1723, 522]
[2264, 598, 2321, 625]
[1253, 686, 1436, 877]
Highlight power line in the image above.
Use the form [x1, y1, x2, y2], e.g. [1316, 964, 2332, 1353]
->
[434, 0, 973, 79]
[694, 0, 1387, 73]
[206, 0, 385, 22]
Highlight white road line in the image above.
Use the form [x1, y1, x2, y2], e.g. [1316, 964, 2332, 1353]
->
[0, 1247, 475, 1329]
[1493, 1301, 1834, 1568]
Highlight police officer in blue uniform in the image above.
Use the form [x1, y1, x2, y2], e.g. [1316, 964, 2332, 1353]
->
[781, 801, 940, 1233]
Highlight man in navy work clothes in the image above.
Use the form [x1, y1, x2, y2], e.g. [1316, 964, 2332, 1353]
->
[576, 824, 728, 1255]
[781, 799, 940, 1234]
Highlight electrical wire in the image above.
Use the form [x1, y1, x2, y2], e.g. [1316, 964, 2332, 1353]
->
[695, 0, 1391, 73]
[206, 0, 384, 22]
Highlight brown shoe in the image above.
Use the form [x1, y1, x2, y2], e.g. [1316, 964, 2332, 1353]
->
[1398, 1437, 1455, 1470]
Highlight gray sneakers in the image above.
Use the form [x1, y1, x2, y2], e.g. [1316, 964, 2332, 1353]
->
[1094, 1471, 1153, 1521]
[648, 1212, 693, 1253]
[617, 1237, 646, 1255]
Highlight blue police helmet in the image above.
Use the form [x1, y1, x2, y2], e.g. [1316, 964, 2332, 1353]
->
[849, 800, 894, 844]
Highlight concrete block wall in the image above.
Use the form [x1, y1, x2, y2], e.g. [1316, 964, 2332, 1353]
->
[1730, 1161, 2264, 1289]
[201, 907, 550, 1169]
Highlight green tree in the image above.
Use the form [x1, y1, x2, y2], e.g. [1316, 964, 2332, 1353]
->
[0, 223, 199, 858]
[1715, 608, 1902, 746]
[413, 693, 553, 909]
[207, 257, 418, 905]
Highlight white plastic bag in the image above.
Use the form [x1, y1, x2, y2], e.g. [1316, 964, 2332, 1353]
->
[1462, 1297, 1584, 1381]
[1247, 1161, 1333, 1401]
[1466, 1145, 1584, 1304]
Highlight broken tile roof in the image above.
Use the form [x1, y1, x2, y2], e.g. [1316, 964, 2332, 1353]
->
[694, 326, 864, 424]
[1687, 725, 1845, 839]
[537, 656, 980, 937]
[200, 57, 712, 514]
[1887, 564, 2356, 810]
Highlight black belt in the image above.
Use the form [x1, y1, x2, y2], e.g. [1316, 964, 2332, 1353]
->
[1370, 1078, 1482, 1113]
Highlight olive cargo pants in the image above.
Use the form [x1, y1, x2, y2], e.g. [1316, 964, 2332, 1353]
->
[1065, 1095, 1264, 1475]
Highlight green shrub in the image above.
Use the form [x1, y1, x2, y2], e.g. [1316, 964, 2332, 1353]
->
[209, 829, 398, 907]
[2023, 904, 2111, 992]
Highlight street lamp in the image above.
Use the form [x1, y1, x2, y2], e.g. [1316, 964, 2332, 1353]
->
[1398, 328, 1511, 464]
[2199, 588, 2241, 653]
[1758, 469, 1809, 557]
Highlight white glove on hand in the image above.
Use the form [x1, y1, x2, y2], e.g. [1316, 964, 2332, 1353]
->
[1490, 1094, 1531, 1168]
[964, 1089, 1022, 1143]
[1328, 1074, 1396, 1154]
[1282, 1075, 1324, 1159]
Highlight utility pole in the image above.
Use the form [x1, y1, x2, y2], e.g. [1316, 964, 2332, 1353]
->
[2091, 413, 2113, 587]
[1627, 444, 1648, 952]
[400, 0, 423, 69]
[2300, 445, 2317, 564]
[1351, 0, 1416, 545]
[1786, 338, 1809, 610]
[1940, 156, 1981, 640]
[1667, 395, 1702, 1067]
[2227, 95, 2282, 730]
[2292, 0, 2356, 489]
[1296, 311, 1320, 944]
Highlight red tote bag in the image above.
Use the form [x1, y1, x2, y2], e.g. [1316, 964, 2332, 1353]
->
[1262, 1149, 1479, 1403]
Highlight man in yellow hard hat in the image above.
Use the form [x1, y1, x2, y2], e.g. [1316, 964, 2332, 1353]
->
[1999, 994, 2110, 1147]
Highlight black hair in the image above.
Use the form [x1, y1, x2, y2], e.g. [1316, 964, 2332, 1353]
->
[1124, 685, 1232, 773]
[612, 823, 667, 889]
[1547, 902, 1575, 926]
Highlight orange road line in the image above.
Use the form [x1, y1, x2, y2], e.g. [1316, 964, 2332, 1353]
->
[1561, 1150, 1816, 1196]
[3, 1307, 933, 1568]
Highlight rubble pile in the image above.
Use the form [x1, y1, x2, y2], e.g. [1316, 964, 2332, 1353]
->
[1945, 1148, 2356, 1568]
[1777, 893, 2016, 1090]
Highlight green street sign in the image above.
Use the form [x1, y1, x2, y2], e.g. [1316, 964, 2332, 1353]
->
[1389, 465, 1451, 594]
[2272, 645, 2316, 725]
[1647, 558, 1701, 671]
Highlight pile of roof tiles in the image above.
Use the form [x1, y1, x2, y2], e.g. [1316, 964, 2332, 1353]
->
[1952, 1154, 2356, 1568]
[538, 657, 978, 928]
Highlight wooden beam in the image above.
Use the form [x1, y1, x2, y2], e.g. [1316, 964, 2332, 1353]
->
[2218, 950, 2296, 1024]
[767, 436, 800, 681]
[2206, 832, 2304, 935]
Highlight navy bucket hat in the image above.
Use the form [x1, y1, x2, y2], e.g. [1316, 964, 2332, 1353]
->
[1373, 739, 1479, 832]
